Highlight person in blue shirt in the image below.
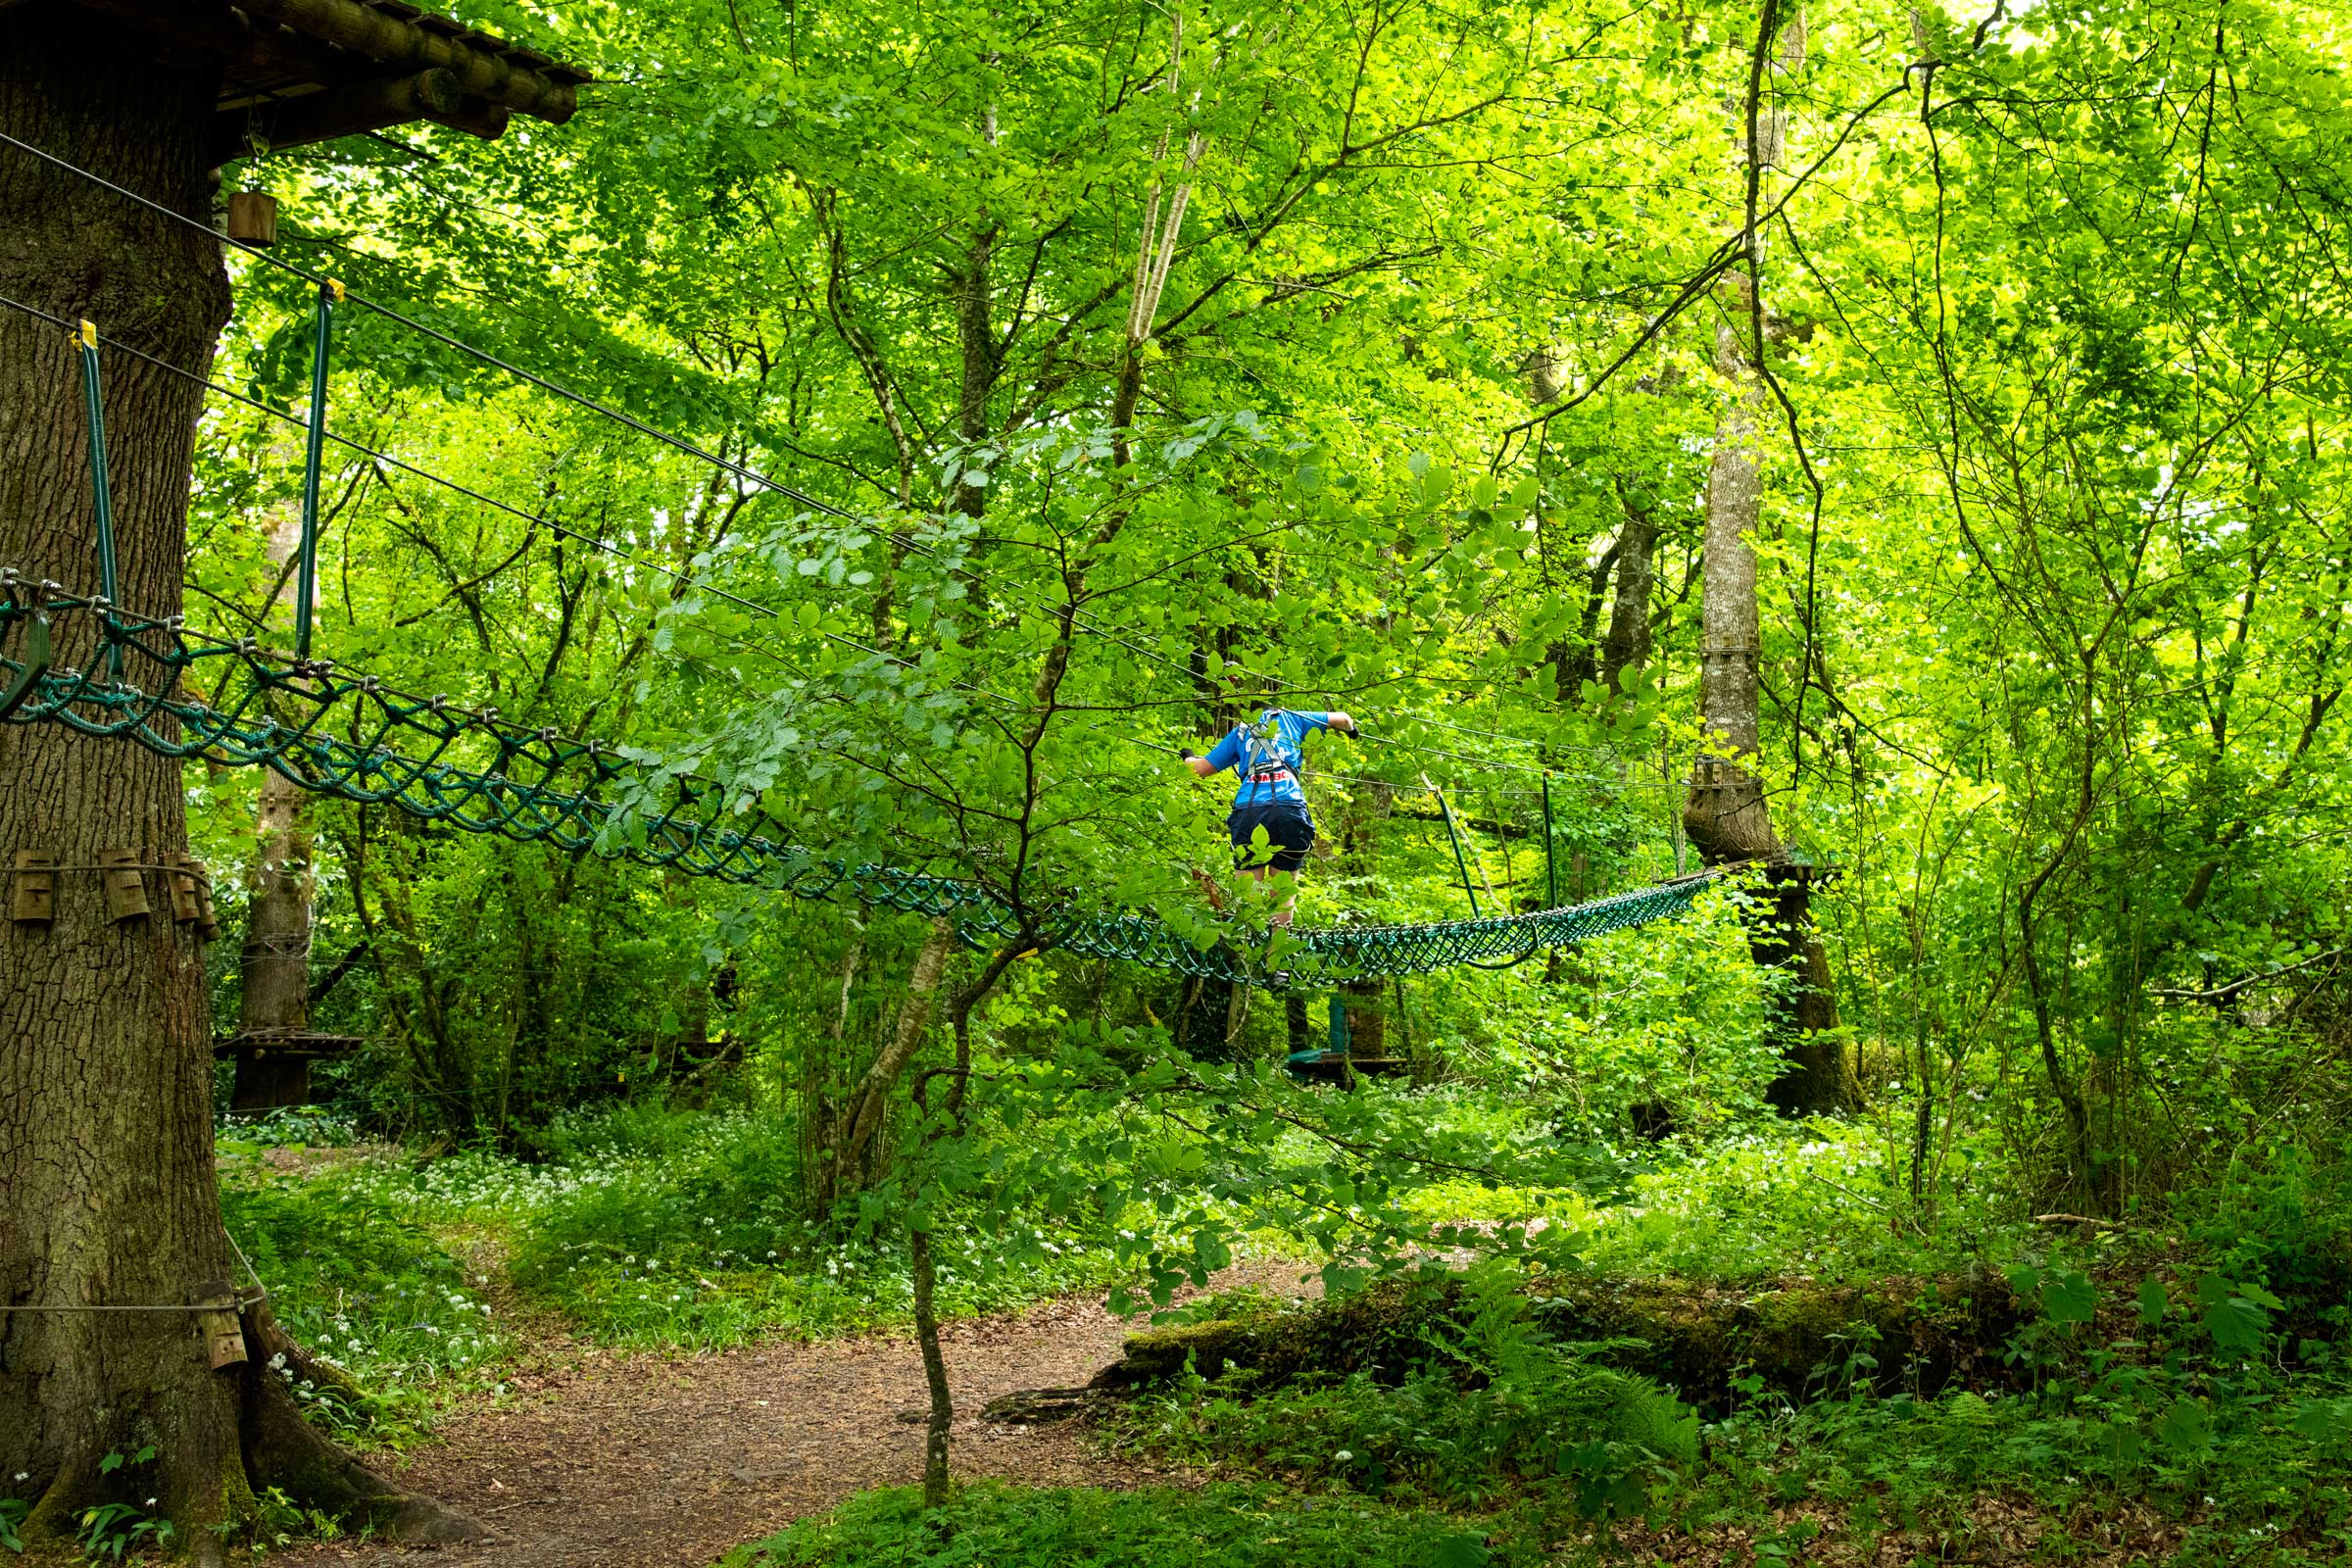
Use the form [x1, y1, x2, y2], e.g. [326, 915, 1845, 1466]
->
[1181, 707, 1355, 924]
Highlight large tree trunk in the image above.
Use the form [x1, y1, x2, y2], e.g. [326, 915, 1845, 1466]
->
[0, 9, 474, 1548]
[1682, 297, 1855, 1116]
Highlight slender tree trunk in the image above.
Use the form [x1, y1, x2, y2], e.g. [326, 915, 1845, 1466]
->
[1600, 502, 1656, 693]
[908, 1224, 955, 1507]
[906, 945, 1025, 1508]
[1342, 979, 1387, 1059]
[231, 523, 319, 1111]
[815, 918, 953, 1204]
[1684, 307, 1779, 861]
[231, 769, 318, 1109]
[951, 227, 996, 519]
[0, 12, 474, 1545]
[1682, 295, 1855, 1116]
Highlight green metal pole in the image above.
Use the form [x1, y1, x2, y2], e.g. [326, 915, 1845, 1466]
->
[1542, 771, 1556, 909]
[296, 279, 343, 659]
[1433, 785, 1480, 918]
[73, 320, 122, 678]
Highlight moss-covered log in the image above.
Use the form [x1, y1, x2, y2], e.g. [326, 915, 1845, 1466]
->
[1094, 1272, 2034, 1408]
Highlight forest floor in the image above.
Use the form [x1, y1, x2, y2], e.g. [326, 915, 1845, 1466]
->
[277, 1258, 1315, 1568]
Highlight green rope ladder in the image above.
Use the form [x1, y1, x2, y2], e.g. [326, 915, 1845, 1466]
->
[0, 579, 1716, 987]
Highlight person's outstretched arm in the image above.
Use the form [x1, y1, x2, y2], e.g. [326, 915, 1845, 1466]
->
[1183, 727, 1243, 779]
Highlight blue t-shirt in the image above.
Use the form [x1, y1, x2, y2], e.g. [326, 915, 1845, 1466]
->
[1204, 709, 1333, 811]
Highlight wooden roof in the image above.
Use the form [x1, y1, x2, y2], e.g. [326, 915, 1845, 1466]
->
[78, 0, 591, 164]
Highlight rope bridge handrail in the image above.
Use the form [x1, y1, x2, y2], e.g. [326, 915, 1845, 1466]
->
[0, 575, 1716, 985]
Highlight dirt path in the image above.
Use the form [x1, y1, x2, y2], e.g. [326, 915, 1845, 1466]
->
[282, 1260, 1313, 1567]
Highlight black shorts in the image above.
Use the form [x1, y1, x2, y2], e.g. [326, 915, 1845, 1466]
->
[1229, 803, 1315, 874]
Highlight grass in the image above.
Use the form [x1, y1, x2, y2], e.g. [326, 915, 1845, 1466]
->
[213, 1100, 1161, 1443]
[220, 1165, 508, 1444]
[723, 1482, 1529, 1568]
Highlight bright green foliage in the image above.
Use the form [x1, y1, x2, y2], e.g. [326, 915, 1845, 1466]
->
[12, 0, 2351, 1549]
[504, 1107, 1138, 1346]
[65, 0, 2333, 1228]
[726, 1483, 1529, 1568]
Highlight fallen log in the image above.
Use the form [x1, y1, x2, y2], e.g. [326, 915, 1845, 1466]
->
[1088, 1271, 2035, 1409]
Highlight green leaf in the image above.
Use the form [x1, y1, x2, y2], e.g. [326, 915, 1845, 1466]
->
[2040, 1269, 2096, 1325]
[2157, 1397, 2212, 1455]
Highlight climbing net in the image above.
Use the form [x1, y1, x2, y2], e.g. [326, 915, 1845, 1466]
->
[0, 578, 1716, 986]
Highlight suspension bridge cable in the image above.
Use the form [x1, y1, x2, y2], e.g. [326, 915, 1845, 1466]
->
[0, 141, 1271, 742]
[0, 133, 1550, 757]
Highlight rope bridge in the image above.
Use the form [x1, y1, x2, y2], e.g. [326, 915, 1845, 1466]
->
[0, 578, 1716, 987]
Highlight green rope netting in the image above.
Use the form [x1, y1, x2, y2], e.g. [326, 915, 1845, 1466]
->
[0, 575, 1713, 986]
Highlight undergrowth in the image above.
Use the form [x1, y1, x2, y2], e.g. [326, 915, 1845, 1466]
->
[723, 1481, 1530, 1567]
[1117, 1241, 2352, 1565]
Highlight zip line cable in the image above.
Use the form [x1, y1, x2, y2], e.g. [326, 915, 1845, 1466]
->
[0, 290, 1054, 735]
[0, 129, 854, 525]
[10, 277, 1558, 805]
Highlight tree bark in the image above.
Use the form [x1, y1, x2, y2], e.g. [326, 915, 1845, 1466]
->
[1684, 308, 1778, 863]
[0, 8, 475, 1545]
[1342, 979, 1387, 1059]
[232, 524, 320, 1111]
[908, 1223, 955, 1507]
[814, 918, 953, 1205]
[230, 769, 320, 1109]
[1600, 500, 1655, 693]
[1681, 295, 1855, 1116]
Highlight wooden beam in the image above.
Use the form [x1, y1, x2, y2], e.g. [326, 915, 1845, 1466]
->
[230, 0, 579, 122]
[76, 0, 375, 87]
[208, 68, 509, 163]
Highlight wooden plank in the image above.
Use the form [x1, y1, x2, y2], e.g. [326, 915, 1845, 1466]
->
[230, 0, 582, 122]
[207, 68, 508, 163]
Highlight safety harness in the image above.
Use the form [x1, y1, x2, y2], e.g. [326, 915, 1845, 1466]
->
[1239, 712, 1302, 807]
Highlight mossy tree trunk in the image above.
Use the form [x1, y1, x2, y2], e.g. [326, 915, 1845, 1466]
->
[231, 520, 319, 1110]
[1682, 297, 1856, 1116]
[0, 9, 475, 1549]
[810, 917, 953, 1207]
